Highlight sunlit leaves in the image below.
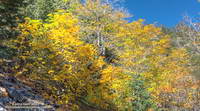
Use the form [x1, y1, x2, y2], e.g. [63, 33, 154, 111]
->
[113, 20, 189, 102]
[6, 0, 193, 110]
[13, 10, 107, 109]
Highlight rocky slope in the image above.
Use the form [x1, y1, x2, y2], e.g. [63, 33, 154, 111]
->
[0, 73, 55, 111]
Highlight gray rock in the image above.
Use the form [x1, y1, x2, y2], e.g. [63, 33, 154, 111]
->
[0, 76, 55, 111]
[0, 104, 7, 111]
[0, 97, 12, 104]
[7, 87, 27, 103]
[1, 81, 15, 87]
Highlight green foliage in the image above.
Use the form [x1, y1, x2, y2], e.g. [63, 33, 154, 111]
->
[0, 0, 26, 62]
[0, 0, 25, 39]
[131, 75, 158, 111]
[0, 46, 16, 59]
[23, 0, 79, 20]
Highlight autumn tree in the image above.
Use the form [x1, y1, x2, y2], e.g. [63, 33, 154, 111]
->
[11, 10, 126, 110]
[4, 0, 194, 110]
[76, 0, 128, 58]
[162, 16, 200, 110]
[110, 19, 190, 107]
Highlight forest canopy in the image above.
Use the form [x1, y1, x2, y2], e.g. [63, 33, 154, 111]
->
[0, 0, 200, 111]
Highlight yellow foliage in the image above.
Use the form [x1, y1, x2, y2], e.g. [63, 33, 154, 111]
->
[13, 10, 108, 108]
[9, 1, 191, 110]
[113, 20, 189, 101]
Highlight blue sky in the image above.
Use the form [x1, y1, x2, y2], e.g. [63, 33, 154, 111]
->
[124, 0, 200, 27]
